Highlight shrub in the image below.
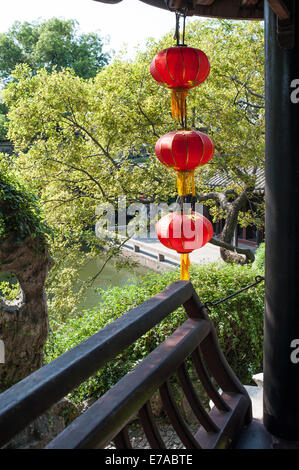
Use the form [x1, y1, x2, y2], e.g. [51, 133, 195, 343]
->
[0, 160, 52, 243]
[44, 261, 264, 404]
[252, 241, 265, 274]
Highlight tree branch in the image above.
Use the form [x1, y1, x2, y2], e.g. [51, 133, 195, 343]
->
[196, 191, 230, 210]
[84, 235, 131, 286]
[136, 102, 160, 138]
[209, 237, 255, 263]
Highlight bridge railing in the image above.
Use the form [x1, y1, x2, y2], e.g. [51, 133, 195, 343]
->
[98, 226, 181, 266]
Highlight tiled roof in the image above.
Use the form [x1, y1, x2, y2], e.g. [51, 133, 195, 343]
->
[205, 167, 265, 192]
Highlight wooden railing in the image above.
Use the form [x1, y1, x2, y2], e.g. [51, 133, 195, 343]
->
[0, 281, 252, 449]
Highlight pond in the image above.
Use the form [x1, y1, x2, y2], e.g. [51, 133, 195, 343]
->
[0, 257, 152, 312]
[76, 257, 152, 311]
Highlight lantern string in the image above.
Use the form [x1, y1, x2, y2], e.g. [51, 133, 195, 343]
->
[172, 11, 188, 128]
[174, 11, 180, 46]
[174, 11, 187, 47]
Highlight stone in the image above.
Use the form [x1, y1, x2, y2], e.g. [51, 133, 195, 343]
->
[252, 372, 263, 388]
[244, 385, 263, 421]
[150, 391, 164, 417]
[2, 397, 79, 449]
[0, 234, 54, 391]
[209, 385, 263, 422]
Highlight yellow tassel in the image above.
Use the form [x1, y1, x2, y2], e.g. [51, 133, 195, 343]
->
[171, 87, 189, 122]
[180, 253, 190, 280]
[177, 170, 195, 196]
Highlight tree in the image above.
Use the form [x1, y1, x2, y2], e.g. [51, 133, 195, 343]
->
[4, 19, 265, 318]
[0, 18, 110, 83]
[0, 93, 8, 139]
[185, 20, 265, 263]
[0, 161, 53, 390]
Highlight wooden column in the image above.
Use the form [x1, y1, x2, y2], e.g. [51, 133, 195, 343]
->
[264, 0, 299, 440]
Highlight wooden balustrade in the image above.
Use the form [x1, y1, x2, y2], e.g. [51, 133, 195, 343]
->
[0, 281, 251, 449]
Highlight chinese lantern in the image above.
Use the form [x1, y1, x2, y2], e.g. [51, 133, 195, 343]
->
[155, 211, 213, 280]
[155, 129, 214, 196]
[150, 46, 210, 123]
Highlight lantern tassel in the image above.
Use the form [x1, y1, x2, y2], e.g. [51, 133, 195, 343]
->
[171, 87, 189, 122]
[180, 253, 190, 280]
[177, 170, 195, 196]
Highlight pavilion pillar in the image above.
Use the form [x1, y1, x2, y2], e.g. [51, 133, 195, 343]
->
[264, 1, 299, 440]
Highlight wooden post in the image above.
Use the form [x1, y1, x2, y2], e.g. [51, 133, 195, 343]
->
[263, 0, 299, 440]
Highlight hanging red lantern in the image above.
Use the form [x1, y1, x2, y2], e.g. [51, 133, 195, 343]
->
[150, 46, 210, 123]
[155, 211, 213, 280]
[155, 129, 214, 196]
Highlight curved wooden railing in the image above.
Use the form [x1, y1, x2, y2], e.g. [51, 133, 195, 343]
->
[0, 281, 252, 449]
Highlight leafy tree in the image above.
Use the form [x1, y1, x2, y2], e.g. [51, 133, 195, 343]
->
[0, 114, 7, 139]
[0, 18, 110, 83]
[186, 20, 265, 263]
[0, 159, 52, 241]
[0, 91, 8, 139]
[4, 19, 265, 318]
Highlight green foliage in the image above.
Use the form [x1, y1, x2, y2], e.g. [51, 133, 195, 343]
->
[0, 114, 8, 139]
[0, 18, 110, 83]
[0, 159, 52, 243]
[252, 241, 265, 274]
[5, 19, 265, 217]
[0, 273, 20, 300]
[0, 91, 8, 138]
[45, 261, 264, 404]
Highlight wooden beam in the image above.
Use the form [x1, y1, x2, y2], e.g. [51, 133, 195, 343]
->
[267, 0, 290, 20]
[195, 1, 215, 5]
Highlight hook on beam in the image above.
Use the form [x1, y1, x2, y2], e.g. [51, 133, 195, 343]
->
[267, 0, 289, 20]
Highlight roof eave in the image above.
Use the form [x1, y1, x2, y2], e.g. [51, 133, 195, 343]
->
[93, 0, 264, 21]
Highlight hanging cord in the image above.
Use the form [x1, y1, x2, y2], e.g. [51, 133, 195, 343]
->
[174, 11, 180, 45]
[173, 11, 188, 129]
[182, 12, 186, 45]
[174, 11, 187, 47]
[204, 275, 265, 311]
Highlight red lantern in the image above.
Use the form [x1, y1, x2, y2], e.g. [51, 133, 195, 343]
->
[155, 211, 213, 280]
[155, 130, 214, 196]
[150, 46, 210, 122]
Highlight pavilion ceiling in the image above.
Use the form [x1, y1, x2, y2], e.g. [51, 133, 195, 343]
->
[138, 0, 264, 20]
[94, 1, 291, 21]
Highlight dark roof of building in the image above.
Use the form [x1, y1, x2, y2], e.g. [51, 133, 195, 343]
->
[94, 1, 288, 21]
[205, 167, 265, 192]
[0, 140, 14, 156]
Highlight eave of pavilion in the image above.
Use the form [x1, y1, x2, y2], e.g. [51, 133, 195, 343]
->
[94, 1, 290, 22]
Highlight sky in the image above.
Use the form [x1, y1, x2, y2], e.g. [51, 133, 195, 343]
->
[0, 0, 188, 58]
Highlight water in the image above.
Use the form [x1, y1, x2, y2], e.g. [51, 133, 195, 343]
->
[76, 257, 151, 311]
[0, 256, 152, 312]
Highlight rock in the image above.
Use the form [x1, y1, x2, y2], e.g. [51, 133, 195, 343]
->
[2, 397, 79, 449]
[244, 385, 263, 421]
[80, 396, 139, 424]
[78, 396, 97, 414]
[252, 372, 263, 388]
[181, 395, 198, 426]
[0, 234, 54, 391]
[150, 391, 164, 417]
[50, 397, 79, 427]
